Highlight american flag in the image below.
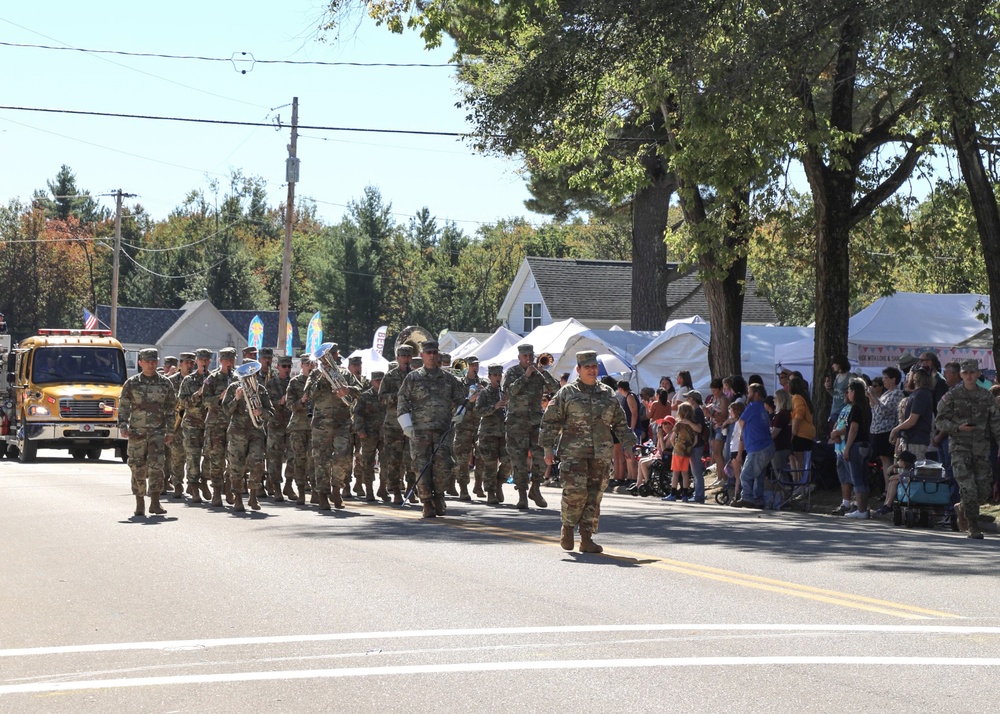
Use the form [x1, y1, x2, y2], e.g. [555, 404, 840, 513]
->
[83, 308, 98, 330]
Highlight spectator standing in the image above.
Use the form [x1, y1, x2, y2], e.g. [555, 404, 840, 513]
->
[919, 351, 949, 409]
[789, 376, 816, 472]
[735, 384, 774, 508]
[869, 367, 904, 487]
[683, 389, 709, 502]
[672, 371, 692, 408]
[707, 378, 729, 485]
[659, 377, 676, 405]
[890, 368, 934, 460]
[842, 380, 874, 519]
[770, 389, 793, 474]
[825, 353, 852, 432]
[663, 403, 697, 501]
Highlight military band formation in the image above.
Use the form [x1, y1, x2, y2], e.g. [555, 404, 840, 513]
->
[118, 336, 634, 553]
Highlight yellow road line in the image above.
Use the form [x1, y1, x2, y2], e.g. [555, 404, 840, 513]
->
[350, 502, 960, 620]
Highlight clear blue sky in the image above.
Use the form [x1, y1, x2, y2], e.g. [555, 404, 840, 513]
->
[0, 2, 539, 231]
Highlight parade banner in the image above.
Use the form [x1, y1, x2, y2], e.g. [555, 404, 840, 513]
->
[305, 312, 323, 354]
[248, 315, 264, 350]
[372, 325, 388, 359]
[286, 316, 294, 355]
[857, 344, 996, 371]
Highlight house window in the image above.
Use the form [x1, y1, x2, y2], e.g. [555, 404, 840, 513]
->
[523, 303, 542, 333]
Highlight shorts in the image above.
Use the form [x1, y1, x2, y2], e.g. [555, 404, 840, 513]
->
[671, 454, 691, 472]
[871, 432, 893, 458]
[712, 427, 725, 442]
[791, 436, 813, 453]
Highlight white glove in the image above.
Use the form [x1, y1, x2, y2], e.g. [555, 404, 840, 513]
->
[452, 407, 466, 425]
[397, 412, 415, 440]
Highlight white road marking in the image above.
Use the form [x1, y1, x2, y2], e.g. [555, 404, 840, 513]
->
[3, 656, 1000, 695]
[2, 623, 999, 658]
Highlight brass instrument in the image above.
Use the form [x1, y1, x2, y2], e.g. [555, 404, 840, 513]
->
[312, 343, 355, 407]
[537, 353, 554, 369]
[394, 325, 434, 356]
[234, 360, 264, 429]
[453, 358, 470, 375]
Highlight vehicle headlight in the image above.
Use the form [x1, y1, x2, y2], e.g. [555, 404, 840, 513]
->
[28, 405, 50, 416]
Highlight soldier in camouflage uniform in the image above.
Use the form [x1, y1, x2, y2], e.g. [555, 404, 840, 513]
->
[503, 343, 560, 509]
[285, 353, 314, 505]
[307, 343, 361, 510]
[118, 348, 178, 517]
[379, 345, 417, 505]
[345, 355, 370, 500]
[265, 354, 293, 501]
[221, 362, 274, 512]
[451, 355, 486, 501]
[165, 352, 194, 498]
[157, 356, 179, 494]
[201, 347, 237, 507]
[474, 363, 511, 505]
[178, 348, 214, 503]
[398, 340, 471, 518]
[540, 350, 636, 553]
[352, 370, 386, 502]
[933, 359, 1000, 539]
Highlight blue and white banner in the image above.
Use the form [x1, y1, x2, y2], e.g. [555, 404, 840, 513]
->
[305, 312, 323, 354]
[248, 315, 264, 350]
[286, 316, 294, 355]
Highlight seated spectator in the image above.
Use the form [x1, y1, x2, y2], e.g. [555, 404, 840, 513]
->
[639, 387, 655, 441]
[637, 416, 674, 493]
[873, 450, 916, 516]
[648, 388, 672, 435]
[663, 403, 697, 502]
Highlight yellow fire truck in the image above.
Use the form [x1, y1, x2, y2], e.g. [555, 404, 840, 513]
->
[2, 329, 128, 462]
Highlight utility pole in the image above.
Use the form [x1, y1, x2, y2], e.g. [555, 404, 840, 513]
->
[110, 190, 123, 339]
[277, 97, 299, 356]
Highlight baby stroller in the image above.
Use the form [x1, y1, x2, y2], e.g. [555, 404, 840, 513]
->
[714, 460, 737, 505]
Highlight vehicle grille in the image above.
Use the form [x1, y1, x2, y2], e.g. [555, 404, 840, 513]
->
[59, 398, 116, 419]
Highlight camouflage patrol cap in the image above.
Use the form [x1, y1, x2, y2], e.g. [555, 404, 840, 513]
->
[259, 347, 274, 358]
[420, 340, 439, 352]
[348, 355, 363, 365]
[371, 370, 385, 381]
[195, 348, 213, 360]
[242, 345, 258, 357]
[219, 347, 237, 360]
[277, 355, 293, 366]
[396, 345, 413, 357]
[518, 344, 534, 355]
[163, 356, 178, 367]
[388, 361, 398, 370]
[297, 352, 311, 360]
[179, 352, 196, 362]
[487, 364, 503, 375]
[960, 358, 981, 373]
[440, 352, 452, 364]
[576, 350, 599, 366]
[138, 348, 159, 361]
[466, 355, 480, 363]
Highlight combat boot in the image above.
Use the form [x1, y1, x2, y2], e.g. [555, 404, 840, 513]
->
[248, 492, 261, 511]
[341, 484, 353, 501]
[210, 485, 223, 508]
[392, 488, 404, 506]
[956, 502, 969, 532]
[365, 483, 377, 502]
[283, 479, 296, 500]
[560, 525, 574, 551]
[199, 480, 211, 501]
[377, 481, 389, 503]
[224, 479, 234, 505]
[496, 478, 505, 503]
[189, 481, 203, 504]
[967, 501, 984, 539]
[459, 483, 472, 502]
[296, 488, 306, 506]
[434, 493, 447, 516]
[486, 488, 499, 505]
[515, 487, 529, 510]
[149, 493, 167, 515]
[421, 501, 437, 518]
[317, 492, 332, 510]
[233, 493, 246, 512]
[473, 476, 485, 499]
[445, 481, 459, 497]
[171, 481, 185, 499]
[529, 478, 548, 508]
[353, 479, 365, 498]
[578, 527, 603, 554]
[310, 490, 320, 504]
[408, 489, 419, 504]
[133, 495, 145, 517]
[331, 489, 345, 510]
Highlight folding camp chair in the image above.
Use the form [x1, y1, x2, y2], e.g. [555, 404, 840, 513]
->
[771, 450, 813, 512]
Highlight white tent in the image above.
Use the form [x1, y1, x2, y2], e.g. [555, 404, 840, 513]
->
[346, 348, 391, 379]
[634, 323, 813, 393]
[454, 326, 520, 363]
[551, 329, 660, 377]
[449, 337, 482, 360]
[849, 292, 990, 346]
[490, 318, 589, 370]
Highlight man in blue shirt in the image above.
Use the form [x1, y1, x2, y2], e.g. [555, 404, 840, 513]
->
[736, 383, 775, 508]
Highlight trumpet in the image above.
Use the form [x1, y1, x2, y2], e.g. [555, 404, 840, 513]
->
[234, 360, 265, 429]
[312, 342, 355, 407]
[537, 352, 554, 369]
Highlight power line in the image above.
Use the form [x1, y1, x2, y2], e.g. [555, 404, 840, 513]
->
[0, 40, 458, 69]
[116, 244, 230, 279]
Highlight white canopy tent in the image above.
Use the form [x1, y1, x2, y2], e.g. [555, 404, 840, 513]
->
[346, 348, 391, 379]
[550, 329, 660, 378]
[453, 326, 521, 363]
[490, 318, 590, 370]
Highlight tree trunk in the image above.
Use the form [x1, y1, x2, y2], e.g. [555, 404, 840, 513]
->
[630, 160, 676, 330]
[702, 256, 748, 379]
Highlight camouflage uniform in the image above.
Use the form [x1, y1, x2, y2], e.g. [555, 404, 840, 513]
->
[222, 376, 274, 502]
[201, 362, 236, 497]
[265, 368, 292, 497]
[475, 380, 511, 502]
[165, 369, 186, 491]
[934, 366, 1000, 536]
[178, 363, 211, 493]
[352, 380, 385, 501]
[540, 362, 635, 548]
[503, 352, 560, 500]
[379, 363, 416, 498]
[119, 369, 177, 498]
[398, 360, 466, 512]
[307, 367, 360, 505]
[451, 372, 487, 496]
[285, 368, 313, 501]
[345, 367, 370, 496]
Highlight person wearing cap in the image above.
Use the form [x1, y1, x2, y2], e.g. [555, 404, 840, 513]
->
[305, 343, 360, 511]
[284, 353, 315, 504]
[264, 354, 294, 501]
[503, 343, 561, 509]
[451, 355, 486, 501]
[201, 347, 238, 507]
[352, 370, 386, 502]
[164, 352, 195, 499]
[540, 350, 635, 553]
[258, 347, 274, 375]
[118, 348, 178, 517]
[474, 363, 511, 504]
[934, 359, 1000, 538]
[178, 348, 215, 502]
[242, 345, 258, 364]
[344, 355, 370, 501]
[221, 358, 274, 512]
[379, 344, 417, 505]
[398, 340, 472, 518]
[162, 356, 178, 377]
[898, 352, 919, 375]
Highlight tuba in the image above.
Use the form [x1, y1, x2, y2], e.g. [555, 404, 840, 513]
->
[394, 325, 434, 356]
[312, 343, 355, 407]
[537, 352, 555, 369]
[234, 360, 265, 429]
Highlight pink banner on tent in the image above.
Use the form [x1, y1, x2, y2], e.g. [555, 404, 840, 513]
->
[857, 345, 995, 371]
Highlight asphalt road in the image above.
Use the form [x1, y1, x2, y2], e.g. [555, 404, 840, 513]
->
[3, 451, 1000, 713]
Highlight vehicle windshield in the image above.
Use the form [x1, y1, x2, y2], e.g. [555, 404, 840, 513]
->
[30, 347, 127, 386]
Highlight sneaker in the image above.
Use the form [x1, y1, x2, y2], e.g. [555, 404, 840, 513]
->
[734, 499, 762, 509]
[830, 504, 851, 516]
[681, 494, 692, 503]
[873, 505, 892, 517]
[662, 493, 678, 502]
[845, 509, 870, 519]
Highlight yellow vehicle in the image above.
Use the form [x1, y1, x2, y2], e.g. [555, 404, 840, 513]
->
[3, 329, 128, 463]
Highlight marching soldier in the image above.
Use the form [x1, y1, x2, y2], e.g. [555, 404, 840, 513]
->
[118, 348, 178, 517]
[474, 363, 511, 504]
[379, 344, 416, 505]
[451, 355, 486, 500]
[352, 370, 386, 502]
[201, 347, 237, 507]
[178, 348, 214, 502]
[285, 352, 314, 505]
[307, 343, 360, 510]
[158, 356, 180, 494]
[165, 352, 194, 498]
[242, 345, 258, 364]
[162, 355, 178, 376]
[221, 365, 274, 512]
[345, 355, 370, 500]
[265, 354, 294, 501]
[398, 340, 471, 518]
[503, 343, 560, 509]
[540, 350, 636, 553]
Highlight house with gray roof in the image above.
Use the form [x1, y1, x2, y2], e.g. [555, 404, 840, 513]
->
[497, 257, 777, 334]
